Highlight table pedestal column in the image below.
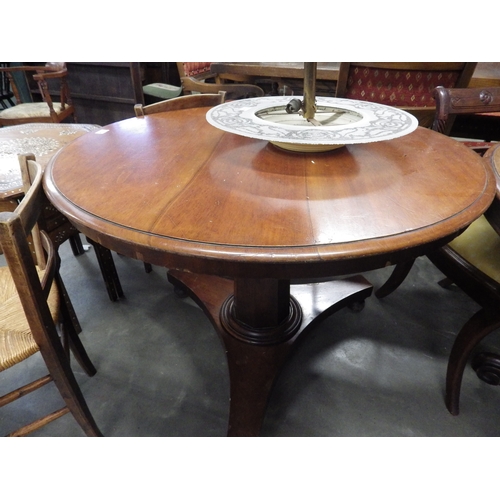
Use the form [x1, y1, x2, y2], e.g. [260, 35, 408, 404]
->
[167, 270, 373, 436]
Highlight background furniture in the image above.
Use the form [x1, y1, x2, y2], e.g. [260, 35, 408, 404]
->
[0, 63, 75, 126]
[0, 123, 124, 301]
[65, 63, 144, 125]
[335, 62, 477, 129]
[373, 87, 500, 415]
[0, 155, 101, 436]
[8, 63, 497, 128]
[0, 63, 15, 109]
[176, 62, 264, 100]
[377, 85, 500, 301]
[211, 62, 339, 95]
[427, 144, 500, 415]
[143, 62, 265, 102]
[44, 107, 494, 436]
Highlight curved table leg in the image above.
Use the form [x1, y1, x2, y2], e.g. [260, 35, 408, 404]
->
[446, 307, 500, 415]
[168, 270, 373, 436]
[375, 259, 416, 298]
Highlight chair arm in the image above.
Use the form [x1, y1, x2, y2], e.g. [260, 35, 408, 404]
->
[0, 65, 48, 73]
[181, 76, 264, 100]
[33, 68, 68, 81]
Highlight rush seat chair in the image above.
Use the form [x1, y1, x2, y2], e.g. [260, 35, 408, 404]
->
[0, 154, 101, 436]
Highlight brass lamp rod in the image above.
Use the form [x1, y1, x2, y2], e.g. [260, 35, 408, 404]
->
[303, 62, 317, 120]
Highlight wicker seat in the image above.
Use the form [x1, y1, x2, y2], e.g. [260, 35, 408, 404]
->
[0, 154, 101, 436]
[0, 266, 58, 369]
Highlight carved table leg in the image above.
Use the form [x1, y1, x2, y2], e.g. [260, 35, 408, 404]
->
[168, 270, 373, 436]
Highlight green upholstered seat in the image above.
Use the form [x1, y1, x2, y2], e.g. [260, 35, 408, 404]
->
[448, 215, 500, 284]
[142, 83, 182, 100]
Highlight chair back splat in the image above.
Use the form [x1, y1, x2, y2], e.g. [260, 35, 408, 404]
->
[0, 154, 101, 436]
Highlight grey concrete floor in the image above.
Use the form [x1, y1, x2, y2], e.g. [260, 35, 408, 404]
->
[2, 239, 500, 437]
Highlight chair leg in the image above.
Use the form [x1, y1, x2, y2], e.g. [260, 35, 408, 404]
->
[86, 238, 124, 301]
[446, 307, 500, 415]
[375, 259, 416, 298]
[38, 336, 102, 436]
[56, 275, 97, 377]
[69, 233, 85, 256]
[66, 324, 97, 377]
[56, 274, 82, 334]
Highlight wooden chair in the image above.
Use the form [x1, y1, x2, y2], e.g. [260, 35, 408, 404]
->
[134, 91, 226, 117]
[375, 87, 500, 415]
[176, 62, 265, 100]
[427, 191, 500, 416]
[0, 63, 15, 109]
[143, 63, 263, 103]
[0, 154, 101, 436]
[335, 62, 477, 128]
[377, 85, 500, 300]
[0, 63, 75, 126]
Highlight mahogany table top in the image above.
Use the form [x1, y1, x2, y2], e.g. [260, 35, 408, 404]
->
[44, 107, 495, 280]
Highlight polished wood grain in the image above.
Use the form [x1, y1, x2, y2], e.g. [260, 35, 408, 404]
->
[44, 107, 496, 435]
[45, 109, 494, 278]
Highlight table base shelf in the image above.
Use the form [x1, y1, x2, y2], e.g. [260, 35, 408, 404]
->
[168, 270, 373, 436]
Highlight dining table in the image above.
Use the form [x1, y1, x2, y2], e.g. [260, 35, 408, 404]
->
[43, 105, 495, 436]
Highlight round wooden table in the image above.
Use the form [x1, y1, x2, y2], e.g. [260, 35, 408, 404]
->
[44, 107, 495, 436]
